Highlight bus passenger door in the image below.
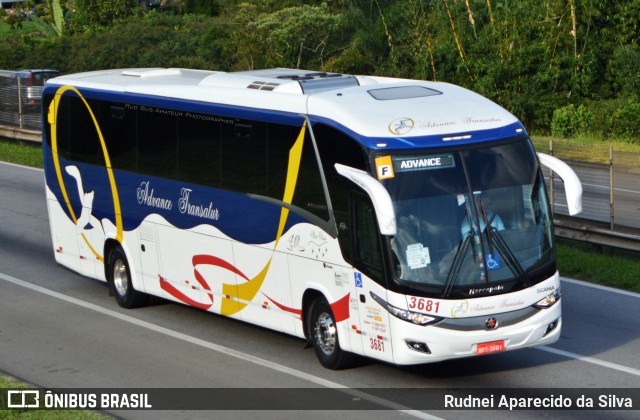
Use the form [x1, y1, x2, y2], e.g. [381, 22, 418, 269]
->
[351, 192, 394, 362]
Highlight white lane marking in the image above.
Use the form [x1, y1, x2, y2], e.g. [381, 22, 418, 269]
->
[538, 346, 640, 377]
[561, 276, 640, 298]
[531, 277, 640, 376]
[545, 174, 640, 195]
[580, 182, 640, 195]
[0, 272, 440, 420]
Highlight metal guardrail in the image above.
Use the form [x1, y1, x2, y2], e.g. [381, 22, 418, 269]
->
[554, 215, 640, 252]
[545, 144, 640, 251]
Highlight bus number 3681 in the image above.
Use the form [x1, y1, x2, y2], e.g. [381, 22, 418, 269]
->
[370, 338, 385, 352]
[408, 297, 440, 313]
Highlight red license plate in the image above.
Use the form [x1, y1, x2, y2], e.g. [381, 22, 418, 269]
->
[476, 340, 505, 355]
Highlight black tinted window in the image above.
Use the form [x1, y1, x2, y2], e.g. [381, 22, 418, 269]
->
[178, 114, 221, 187]
[138, 107, 177, 178]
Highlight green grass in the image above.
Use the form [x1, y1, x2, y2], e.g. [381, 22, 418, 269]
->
[0, 138, 43, 168]
[0, 21, 39, 39]
[557, 239, 640, 292]
[531, 134, 640, 168]
[0, 375, 106, 419]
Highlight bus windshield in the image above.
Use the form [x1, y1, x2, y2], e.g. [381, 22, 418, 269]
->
[381, 138, 555, 298]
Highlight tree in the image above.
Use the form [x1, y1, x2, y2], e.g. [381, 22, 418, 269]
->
[225, 3, 346, 70]
[29, 0, 68, 37]
[74, 0, 138, 27]
[184, 0, 220, 16]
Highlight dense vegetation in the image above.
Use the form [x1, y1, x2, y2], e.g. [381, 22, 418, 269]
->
[2, 0, 640, 138]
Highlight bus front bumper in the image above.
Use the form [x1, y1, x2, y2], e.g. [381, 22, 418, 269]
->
[390, 301, 561, 365]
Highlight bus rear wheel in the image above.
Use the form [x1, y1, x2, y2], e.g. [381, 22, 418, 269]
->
[308, 298, 357, 370]
[107, 246, 148, 309]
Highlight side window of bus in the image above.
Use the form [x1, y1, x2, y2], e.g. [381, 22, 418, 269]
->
[220, 120, 267, 195]
[264, 121, 330, 222]
[103, 104, 137, 172]
[138, 107, 177, 179]
[51, 95, 71, 159]
[58, 96, 104, 165]
[267, 123, 300, 200]
[290, 128, 330, 221]
[178, 114, 221, 187]
[352, 192, 384, 284]
[313, 123, 368, 263]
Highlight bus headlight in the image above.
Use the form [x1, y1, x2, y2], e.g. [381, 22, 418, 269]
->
[370, 292, 442, 325]
[533, 289, 561, 308]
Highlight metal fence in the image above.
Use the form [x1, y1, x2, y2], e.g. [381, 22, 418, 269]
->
[541, 139, 640, 227]
[537, 138, 640, 251]
[0, 74, 43, 130]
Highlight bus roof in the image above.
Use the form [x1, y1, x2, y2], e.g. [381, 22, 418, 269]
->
[46, 68, 523, 146]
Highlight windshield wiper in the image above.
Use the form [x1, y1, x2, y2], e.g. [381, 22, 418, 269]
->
[479, 198, 495, 256]
[442, 232, 472, 298]
[489, 227, 531, 287]
[478, 197, 530, 286]
[464, 200, 480, 259]
[442, 202, 476, 297]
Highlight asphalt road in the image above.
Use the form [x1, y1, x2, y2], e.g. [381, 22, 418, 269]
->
[0, 162, 639, 419]
[545, 162, 640, 229]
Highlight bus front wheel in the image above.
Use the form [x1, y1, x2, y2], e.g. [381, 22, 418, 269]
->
[308, 298, 356, 370]
[107, 246, 148, 309]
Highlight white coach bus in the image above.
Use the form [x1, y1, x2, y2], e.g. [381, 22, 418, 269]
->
[42, 68, 582, 369]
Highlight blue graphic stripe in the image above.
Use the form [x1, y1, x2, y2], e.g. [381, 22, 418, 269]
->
[44, 158, 304, 245]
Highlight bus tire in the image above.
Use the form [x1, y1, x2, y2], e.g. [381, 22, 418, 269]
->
[309, 298, 357, 370]
[107, 246, 148, 309]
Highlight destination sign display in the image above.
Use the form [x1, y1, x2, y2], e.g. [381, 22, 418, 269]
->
[393, 153, 455, 172]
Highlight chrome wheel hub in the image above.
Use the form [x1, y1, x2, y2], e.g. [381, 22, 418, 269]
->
[113, 259, 128, 297]
[314, 312, 336, 355]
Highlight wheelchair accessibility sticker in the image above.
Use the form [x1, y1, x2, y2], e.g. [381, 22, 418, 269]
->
[486, 253, 502, 270]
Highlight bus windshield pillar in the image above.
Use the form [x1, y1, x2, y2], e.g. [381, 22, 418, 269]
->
[334, 163, 396, 236]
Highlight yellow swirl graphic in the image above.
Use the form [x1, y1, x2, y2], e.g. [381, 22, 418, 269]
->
[221, 121, 307, 316]
[48, 85, 124, 261]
